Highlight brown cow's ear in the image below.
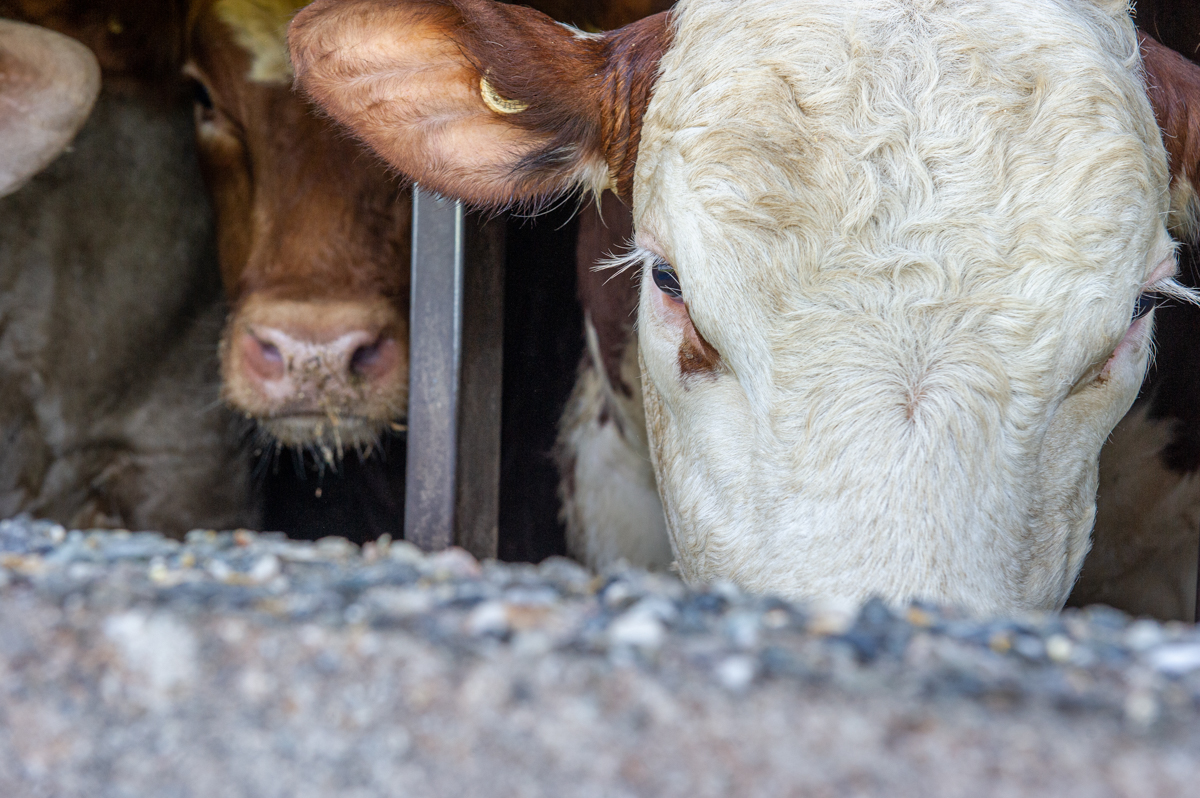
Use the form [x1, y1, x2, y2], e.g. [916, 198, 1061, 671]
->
[288, 0, 671, 209]
[1140, 32, 1200, 242]
[0, 20, 100, 198]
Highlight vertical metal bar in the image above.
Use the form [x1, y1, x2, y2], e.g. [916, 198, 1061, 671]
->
[454, 206, 505, 560]
[404, 188, 504, 559]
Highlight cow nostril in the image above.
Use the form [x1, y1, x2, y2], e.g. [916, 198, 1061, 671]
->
[350, 339, 383, 374]
[258, 341, 283, 364]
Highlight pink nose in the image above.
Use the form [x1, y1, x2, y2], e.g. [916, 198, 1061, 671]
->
[239, 326, 399, 386]
[221, 298, 408, 439]
[236, 323, 402, 405]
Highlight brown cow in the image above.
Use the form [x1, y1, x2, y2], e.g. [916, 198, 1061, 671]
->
[0, 1, 257, 532]
[185, 0, 411, 459]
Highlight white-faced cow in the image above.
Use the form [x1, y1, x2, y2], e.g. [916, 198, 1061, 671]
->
[290, 0, 1200, 615]
[0, 2, 258, 532]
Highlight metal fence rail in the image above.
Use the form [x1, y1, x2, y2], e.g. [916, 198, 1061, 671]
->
[403, 188, 505, 559]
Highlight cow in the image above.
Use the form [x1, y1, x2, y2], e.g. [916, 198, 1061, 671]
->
[0, 19, 99, 197]
[0, 1, 258, 532]
[290, 0, 1200, 615]
[551, 0, 1200, 618]
[181, 0, 416, 539]
[185, 0, 410, 460]
[188, 0, 664, 544]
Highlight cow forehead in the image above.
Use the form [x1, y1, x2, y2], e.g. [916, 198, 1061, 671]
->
[213, 0, 311, 84]
[635, 0, 1171, 346]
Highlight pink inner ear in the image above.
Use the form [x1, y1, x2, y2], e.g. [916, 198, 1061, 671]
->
[289, 0, 555, 207]
[290, 0, 673, 209]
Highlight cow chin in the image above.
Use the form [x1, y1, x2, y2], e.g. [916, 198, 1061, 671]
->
[255, 413, 396, 452]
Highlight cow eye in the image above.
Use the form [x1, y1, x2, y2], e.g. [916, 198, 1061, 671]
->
[1133, 291, 1160, 322]
[190, 78, 214, 111]
[652, 260, 683, 300]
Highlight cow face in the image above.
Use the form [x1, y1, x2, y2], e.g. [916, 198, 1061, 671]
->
[0, 19, 99, 197]
[186, 0, 410, 452]
[291, 0, 1200, 613]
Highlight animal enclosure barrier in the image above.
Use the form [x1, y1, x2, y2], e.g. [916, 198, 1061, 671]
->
[404, 189, 505, 559]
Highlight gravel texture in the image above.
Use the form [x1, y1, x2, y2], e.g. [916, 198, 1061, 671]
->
[1, 514, 1199, 796]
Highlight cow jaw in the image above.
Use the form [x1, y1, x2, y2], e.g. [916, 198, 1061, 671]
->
[631, 0, 1176, 615]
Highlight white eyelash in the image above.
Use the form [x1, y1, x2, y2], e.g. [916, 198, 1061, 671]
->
[1147, 275, 1200, 306]
[594, 244, 651, 281]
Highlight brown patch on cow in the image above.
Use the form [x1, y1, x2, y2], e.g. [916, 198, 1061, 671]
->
[595, 10, 672, 202]
[678, 314, 721, 379]
[522, 0, 673, 33]
[445, 1, 673, 203]
[289, 0, 673, 208]
[1140, 32, 1200, 240]
[576, 192, 639, 395]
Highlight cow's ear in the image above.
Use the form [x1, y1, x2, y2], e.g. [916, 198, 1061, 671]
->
[0, 21, 100, 198]
[289, 0, 670, 209]
[1140, 33, 1200, 242]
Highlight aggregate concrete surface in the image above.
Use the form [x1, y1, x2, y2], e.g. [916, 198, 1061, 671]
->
[0, 515, 1198, 797]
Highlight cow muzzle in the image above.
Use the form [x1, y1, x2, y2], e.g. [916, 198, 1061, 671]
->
[221, 297, 408, 450]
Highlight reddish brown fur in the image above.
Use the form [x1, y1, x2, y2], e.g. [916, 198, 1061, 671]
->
[675, 306, 721, 379]
[1140, 32, 1200, 238]
[289, 0, 672, 207]
[187, 4, 409, 308]
[576, 194, 639, 395]
[524, 0, 672, 33]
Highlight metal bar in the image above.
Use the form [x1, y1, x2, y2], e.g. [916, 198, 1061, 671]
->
[404, 188, 504, 559]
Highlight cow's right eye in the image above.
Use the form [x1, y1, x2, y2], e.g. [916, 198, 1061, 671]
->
[652, 260, 683, 300]
[191, 79, 214, 111]
[1132, 291, 1160, 322]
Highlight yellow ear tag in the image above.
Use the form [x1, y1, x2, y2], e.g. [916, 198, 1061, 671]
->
[480, 77, 529, 115]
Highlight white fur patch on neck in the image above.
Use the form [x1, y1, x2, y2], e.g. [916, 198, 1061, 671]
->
[215, 0, 311, 84]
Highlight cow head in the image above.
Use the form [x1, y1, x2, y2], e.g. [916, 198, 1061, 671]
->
[185, 0, 410, 453]
[0, 19, 99, 197]
[291, 0, 1200, 613]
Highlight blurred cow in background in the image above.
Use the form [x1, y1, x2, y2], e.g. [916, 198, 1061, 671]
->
[0, 1, 257, 532]
[0, 19, 98, 196]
